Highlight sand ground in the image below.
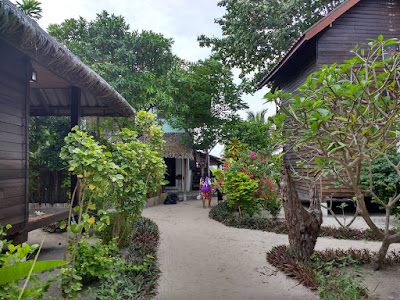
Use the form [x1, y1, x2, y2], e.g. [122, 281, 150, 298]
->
[142, 199, 400, 300]
[28, 199, 400, 299]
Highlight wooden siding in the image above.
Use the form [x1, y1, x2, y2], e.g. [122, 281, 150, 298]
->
[275, 40, 317, 94]
[276, 0, 400, 201]
[284, 148, 354, 201]
[0, 40, 28, 236]
[317, 0, 400, 68]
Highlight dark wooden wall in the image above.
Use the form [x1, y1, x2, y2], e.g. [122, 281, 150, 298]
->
[317, 0, 400, 68]
[277, 0, 400, 201]
[0, 40, 28, 238]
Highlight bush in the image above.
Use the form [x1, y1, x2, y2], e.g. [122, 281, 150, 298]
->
[219, 149, 281, 217]
[223, 171, 259, 216]
[91, 217, 160, 299]
[73, 238, 119, 284]
[98, 211, 134, 248]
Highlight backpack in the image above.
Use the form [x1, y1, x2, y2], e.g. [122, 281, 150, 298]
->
[200, 177, 211, 192]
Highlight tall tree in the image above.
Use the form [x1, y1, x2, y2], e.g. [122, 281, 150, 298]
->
[198, 0, 345, 87]
[15, 0, 42, 20]
[168, 58, 247, 171]
[221, 119, 272, 154]
[48, 11, 175, 113]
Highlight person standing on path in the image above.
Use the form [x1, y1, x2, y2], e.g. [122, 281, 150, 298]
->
[199, 172, 213, 208]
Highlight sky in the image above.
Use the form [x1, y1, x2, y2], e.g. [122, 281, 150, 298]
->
[21, 0, 275, 155]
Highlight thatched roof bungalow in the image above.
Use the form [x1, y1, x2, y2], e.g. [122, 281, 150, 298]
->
[0, 0, 135, 243]
[163, 133, 194, 160]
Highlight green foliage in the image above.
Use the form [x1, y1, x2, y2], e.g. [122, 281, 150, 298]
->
[60, 127, 122, 295]
[0, 226, 66, 300]
[60, 116, 165, 295]
[246, 109, 268, 124]
[29, 117, 71, 203]
[220, 149, 281, 217]
[198, 0, 345, 87]
[90, 217, 160, 299]
[210, 202, 395, 241]
[99, 211, 134, 248]
[166, 58, 247, 152]
[104, 112, 166, 242]
[223, 171, 259, 216]
[221, 120, 274, 155]
[266, 38, 400, 255]
[73, 238, 119, 283]
[15, 0, 42, 20]
[60, 267, 82, 298]
[360, 151, 400, 215]
[48, 11, 175, 113]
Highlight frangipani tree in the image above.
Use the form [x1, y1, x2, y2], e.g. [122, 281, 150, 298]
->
[266, 36, 400, 269]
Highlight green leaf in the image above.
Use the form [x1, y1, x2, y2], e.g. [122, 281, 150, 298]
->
[60, 221, 66, 229]
[311, 122, 318, 131]
[70, 223, 83, 234]
[0, 260, 67, 285]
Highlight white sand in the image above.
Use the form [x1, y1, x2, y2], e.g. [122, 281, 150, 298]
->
[142, 199, 400, 300]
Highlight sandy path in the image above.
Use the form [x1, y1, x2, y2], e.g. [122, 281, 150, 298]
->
[142, 200, 319, 300]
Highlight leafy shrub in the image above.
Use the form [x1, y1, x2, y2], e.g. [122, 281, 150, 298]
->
[99, 211, 134, 248]
[91, 217, 160, 299]
[73, 238, 119, 284]
[0, 225, 66, 300]
[219, 148, 281, 217]
[223, 171, 259, 216]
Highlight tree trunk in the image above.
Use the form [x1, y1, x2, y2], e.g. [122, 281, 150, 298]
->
[280, 165, 323, 258]
[371, 238, 390, 270]
[371, 232, 400, 270]
[206, 149, 210, 177]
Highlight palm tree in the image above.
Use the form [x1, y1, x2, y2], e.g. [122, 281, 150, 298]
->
[246, 109, 268, 124]
[16, 0, 42, 20]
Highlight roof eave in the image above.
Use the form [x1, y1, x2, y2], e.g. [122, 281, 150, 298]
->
[0, 0, 135, 117]
[257, 0, 361, 90]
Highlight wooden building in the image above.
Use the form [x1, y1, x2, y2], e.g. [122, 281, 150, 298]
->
[258, 0, 400, 201]
[0, 0, 134, 243]
[163, 132, 194, 201]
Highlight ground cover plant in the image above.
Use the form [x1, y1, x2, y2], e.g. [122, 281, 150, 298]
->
[89, 217, 160, 300]
[267, 245, 400, 299]
[209, 202, 397, 241]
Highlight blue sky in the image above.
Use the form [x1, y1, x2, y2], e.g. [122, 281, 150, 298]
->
[23, 0, 274, 155]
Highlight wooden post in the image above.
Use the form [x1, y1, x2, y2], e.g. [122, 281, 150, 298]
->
[183, 159, 187, 201]
[70, 87, 81, 207]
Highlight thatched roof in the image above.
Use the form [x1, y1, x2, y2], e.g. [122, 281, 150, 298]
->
[164, 133, 194, 160]
[0, 0, 135, 117]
